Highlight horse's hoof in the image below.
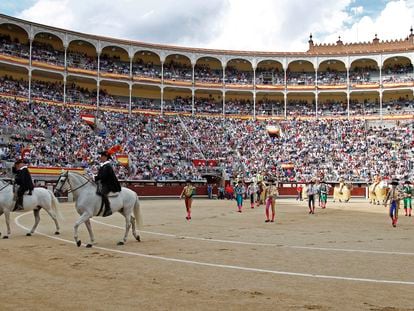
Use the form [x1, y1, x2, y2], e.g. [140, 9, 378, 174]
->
[136, 236, 141, 242]
[117, 241, 124, 246]
[2, 236, 8, 239]
[54, 231, 60, 235]
[76, 240, 81, 247]
[86, 244, 93, 248]
[26, 233, 32, 237]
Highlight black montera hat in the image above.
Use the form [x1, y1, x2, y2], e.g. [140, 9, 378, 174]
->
[15, 159, 26, 165]
[98, 151, 111, 159]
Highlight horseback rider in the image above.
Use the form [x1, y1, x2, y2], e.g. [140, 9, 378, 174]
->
[95, 150, 121, 217]
[12, 159, 34, 211]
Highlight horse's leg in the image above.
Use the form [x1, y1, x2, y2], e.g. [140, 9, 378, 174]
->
[27, 209, 41, 236]
[84, 219, 95, 248]
[130, 215, 139, 241]
[118, 213, 131, 245]
[3, 210, 11, 238]
[44, 208, 60, 235]
[74, 212, 91, 247]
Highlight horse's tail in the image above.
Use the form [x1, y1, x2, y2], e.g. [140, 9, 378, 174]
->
[133, 195, 143, 229]
[48, 189, 63, 220]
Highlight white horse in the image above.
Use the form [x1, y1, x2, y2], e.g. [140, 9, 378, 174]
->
[54, 171, 142, 247]
[0, 179, 61, 239]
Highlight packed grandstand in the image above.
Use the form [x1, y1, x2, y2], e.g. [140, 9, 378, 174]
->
[0, 14, 413, 183]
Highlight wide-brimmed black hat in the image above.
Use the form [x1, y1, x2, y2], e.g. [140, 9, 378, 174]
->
[390, 179, 399, 186]
[98, 151, 111, 159]
[15, 159, 27, 165]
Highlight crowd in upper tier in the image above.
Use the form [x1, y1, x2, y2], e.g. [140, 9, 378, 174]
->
[1, 33, 414, 86]
[1, 96, 413, 182]
[1, 75, 414, 116]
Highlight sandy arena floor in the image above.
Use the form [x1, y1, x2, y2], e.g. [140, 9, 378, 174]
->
[1, 198, 414, 311]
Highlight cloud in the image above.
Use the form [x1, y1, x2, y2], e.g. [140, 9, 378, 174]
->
[17, 0, 229, 46]
[323, 0, 414, 44]
[12, 0, 414, 53]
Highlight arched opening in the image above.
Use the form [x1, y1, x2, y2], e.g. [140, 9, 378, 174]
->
[67, 40, 98, 76]
[349, 91, 379, 116]
[164, 54, 192, 85]
[164, 87, 192, 113]
[0, 23, 30, 61]
[256, 92, 284, 117]
[225, 58, 253, 86]
[32, 32, 64, 69]
[31, 69, 64, 102]
[195, 89, 222, 115]
[225, 91, 253, 116]
[256, 60, 284, 87]
[100, 45, 130, 78]
[194, 57, 222, 86]
[132, 50, 161, 82]
[99, 80, 130, 110]
[0, 63, 29, 98]
[286, 92, 315, 117]
[383, 89, 413, 115]
[350, 59, 379, 87]
[317, 60, 347, 87]
[287, 60, 315, 89]
[66, 76, 97, 106]
[382, 56, 413, 86]
[318, 92, 347, 117]
[131, 84, 161, 112]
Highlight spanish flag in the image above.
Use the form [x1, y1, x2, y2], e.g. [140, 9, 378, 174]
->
[116, 154, 129, 166]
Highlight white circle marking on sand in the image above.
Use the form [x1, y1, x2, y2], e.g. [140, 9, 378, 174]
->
[14, 213, 414, 285]
[91, 219, 414, 256]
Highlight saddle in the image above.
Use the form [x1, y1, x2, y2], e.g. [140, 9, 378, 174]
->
[107, 192, 120, 198]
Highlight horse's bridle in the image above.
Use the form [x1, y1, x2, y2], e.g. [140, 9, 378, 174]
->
[55, 172, 90, 194]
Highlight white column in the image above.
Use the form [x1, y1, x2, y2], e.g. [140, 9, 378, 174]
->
[379, 91, 383, 119]
[253, 66, 256, 119]
[315, 92, 318, 118]
[161, 61, 164, 115]
[63, 45, 67, 105]
[129, 83, 132, 115]
[253, 92, 256, 120]
[130, 56, 133, 80]
[28, 70, 32, 105]
[28, 38, 33, 104]
[63, 75, 67, 105]
[191, 88, 195, 116]
[284, 92, 287, 119]
[379, 65, 382, 119]
[222, 90, 226, 116]
[346, 66, 350, 118]
[222, 65, 226, 116]
[160, 88, 164, 115]
[347, 91, 350, 119]
[96, 52, 100, 109]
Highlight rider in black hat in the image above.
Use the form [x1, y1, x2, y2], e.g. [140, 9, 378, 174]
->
[95, 150, 121, 217]
[13, 159, 34, 211]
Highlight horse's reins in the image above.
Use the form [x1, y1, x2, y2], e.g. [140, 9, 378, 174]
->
[56, 173, 90, 194]
[0, 181, 11, 192]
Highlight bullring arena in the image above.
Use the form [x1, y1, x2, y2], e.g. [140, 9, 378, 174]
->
[2, 198, 414, 310]
[2, 10, 414, 311]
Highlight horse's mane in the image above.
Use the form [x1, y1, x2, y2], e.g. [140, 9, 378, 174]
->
[67, 171, 96, 185]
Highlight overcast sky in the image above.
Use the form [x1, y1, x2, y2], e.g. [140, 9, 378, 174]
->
[1, 0, 413, 52]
